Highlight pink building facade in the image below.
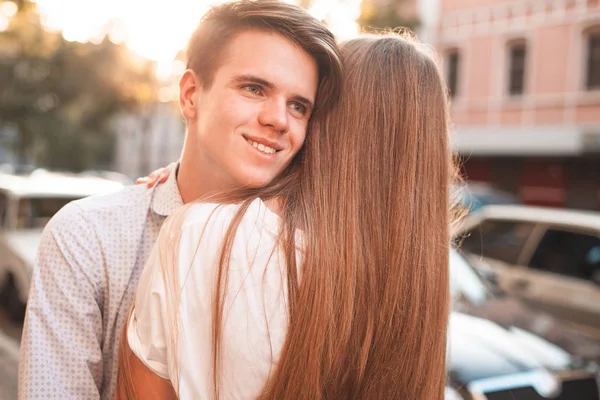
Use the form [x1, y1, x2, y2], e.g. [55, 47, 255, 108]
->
[426, 0, 600, 209]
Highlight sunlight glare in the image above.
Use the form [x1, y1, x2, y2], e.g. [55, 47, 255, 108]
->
[0, 14, 8, 32]
[107, 23, 127, 45]
[156, 59, 186, 82]
[158, 86, 177, 102]
[1, 1, 18, 18]
[34, 0, 363, 75]
[89, 30, 106, 45]
[317, 0, 362, 40]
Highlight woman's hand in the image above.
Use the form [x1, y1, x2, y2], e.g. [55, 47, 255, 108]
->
[136, 164, 174, 188]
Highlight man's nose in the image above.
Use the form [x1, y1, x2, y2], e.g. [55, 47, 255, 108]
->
[258, 98, 290, 134]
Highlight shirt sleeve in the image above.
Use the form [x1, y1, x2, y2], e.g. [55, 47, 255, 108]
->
[127, 241, 171, 379]
[19, 203, 104, 399]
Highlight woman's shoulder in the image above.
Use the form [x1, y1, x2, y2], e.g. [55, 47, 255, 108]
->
[180, 198, 280, 235]
[181, 201, 241, 228]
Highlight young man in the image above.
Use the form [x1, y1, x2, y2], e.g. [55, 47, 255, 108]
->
[18, 2, 342, 399]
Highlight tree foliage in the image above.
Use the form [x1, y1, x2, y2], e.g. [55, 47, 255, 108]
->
[358, 0, 419, 33]
[0, 0, 157, 171]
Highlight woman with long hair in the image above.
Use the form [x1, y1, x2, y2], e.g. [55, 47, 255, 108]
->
[117, 31, 457, 400]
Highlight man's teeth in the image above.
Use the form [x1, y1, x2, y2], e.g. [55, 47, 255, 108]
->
[248, 139, 276, 154]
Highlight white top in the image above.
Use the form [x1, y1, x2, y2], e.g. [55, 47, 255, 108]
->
[127, 198, 298, 399]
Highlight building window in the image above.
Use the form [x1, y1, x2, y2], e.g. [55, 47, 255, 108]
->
[508, 42, 527, 96]
[586, 32, 600, 90]
[446, 51, 460, 98]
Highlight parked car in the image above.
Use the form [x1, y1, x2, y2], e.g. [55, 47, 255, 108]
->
[450, 249, 600, 362]
[0, 171, 123, 319]
[456, 205, 600, 338]
[447, 311, 599, 399]
[447, 248, 600, 399]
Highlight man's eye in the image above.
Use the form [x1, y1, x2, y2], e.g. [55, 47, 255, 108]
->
[290, 102, 307, 115]
[243, 85, 261, 95]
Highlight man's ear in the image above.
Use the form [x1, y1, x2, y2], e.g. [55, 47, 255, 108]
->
[179, 70, 202, 120]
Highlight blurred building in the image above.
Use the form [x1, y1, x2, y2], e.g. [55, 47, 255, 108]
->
[113, 103, 184, 178]
[423, 0, 600, 210]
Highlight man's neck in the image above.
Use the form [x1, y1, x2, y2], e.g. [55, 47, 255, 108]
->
[176, 147, 235, 204]
[178, 158, 282, 216]
[177, 157, 206, 204]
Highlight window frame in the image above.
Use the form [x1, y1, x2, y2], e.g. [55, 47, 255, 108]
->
[579, 24, 600, 93]
[445, 49, 461, 99]
[585, 30, 600, 91]
[505, 38, 528, 97]
[460, 217, 539, 267]
[524, 224, 600, 278]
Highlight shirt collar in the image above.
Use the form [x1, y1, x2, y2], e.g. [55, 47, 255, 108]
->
[150, 162, 184, 217]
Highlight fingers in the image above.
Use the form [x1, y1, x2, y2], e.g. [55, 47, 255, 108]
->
[135, 176, 157, 188]
[135, 167, 170, 188]
[149, 171, 162, 187]
[159, 170, 169, 183]
[136, 172, 159, 188]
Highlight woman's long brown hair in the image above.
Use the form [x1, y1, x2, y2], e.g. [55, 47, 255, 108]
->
[256, 33, 454, 399]
[117, 32, 457, 400]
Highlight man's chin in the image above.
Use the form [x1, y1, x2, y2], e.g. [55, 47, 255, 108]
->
[244, 179, 274, 189]
[241, 173, 279, 190]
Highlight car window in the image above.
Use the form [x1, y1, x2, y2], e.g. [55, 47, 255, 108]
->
[16, 197, 80, 229]
[529, 228, 600, 283]
[461, 219, 535, 265]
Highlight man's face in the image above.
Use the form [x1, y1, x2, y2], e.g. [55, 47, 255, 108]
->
[189, 29, 318, 190]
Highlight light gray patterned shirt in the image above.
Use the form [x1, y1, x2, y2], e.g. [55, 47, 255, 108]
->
[18, 163, 183, 400]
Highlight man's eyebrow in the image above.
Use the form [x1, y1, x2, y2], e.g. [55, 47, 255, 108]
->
[231, 74, 314, 110]
[231, 75, 275, 90]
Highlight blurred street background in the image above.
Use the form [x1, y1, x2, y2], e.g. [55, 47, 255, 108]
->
[1, 0, 600, 399]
